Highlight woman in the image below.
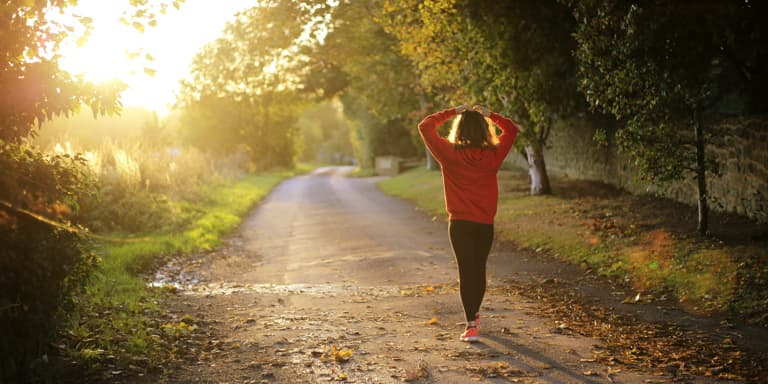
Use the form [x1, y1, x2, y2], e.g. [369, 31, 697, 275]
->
[417, 104, 520, 342]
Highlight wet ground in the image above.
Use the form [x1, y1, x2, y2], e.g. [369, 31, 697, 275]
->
[146, 166, 762, 383]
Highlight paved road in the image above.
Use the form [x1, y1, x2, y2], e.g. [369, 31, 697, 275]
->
[215, 165, 456, 286]
[158, 166, 709, 384]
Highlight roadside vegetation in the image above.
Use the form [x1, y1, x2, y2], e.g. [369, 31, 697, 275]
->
[63, 170, 301, 380]
[31, 110, 312, 379]
[3, 0, 765, 382]
[379, 168, 768, 325]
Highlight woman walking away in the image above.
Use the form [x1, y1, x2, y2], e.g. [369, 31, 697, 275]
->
[417, 104, 520, 342]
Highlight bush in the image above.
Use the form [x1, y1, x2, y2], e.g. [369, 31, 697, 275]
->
[54, 141, 245, 234]
[79, 189, 185, 234]
[0, 143, 97, 383]
[0, 221, 97, 383]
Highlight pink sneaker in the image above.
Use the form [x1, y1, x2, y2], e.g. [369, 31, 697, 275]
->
[460, 326, 479, 342]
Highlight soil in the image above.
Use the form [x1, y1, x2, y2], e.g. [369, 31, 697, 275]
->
[129, 166, 766, 383]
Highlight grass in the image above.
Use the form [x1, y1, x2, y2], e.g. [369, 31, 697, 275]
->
[348, 166, 379, 178]
[377, 167, 768, 323]
[66, 166, 310, 372]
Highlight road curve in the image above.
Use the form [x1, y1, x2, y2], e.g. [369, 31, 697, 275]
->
[157, 166, 704, 384]
[205, 165, 456, 286]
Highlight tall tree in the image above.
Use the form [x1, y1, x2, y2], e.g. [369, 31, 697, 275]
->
[379, 0, 583, 195]
[303, 0, 424, 169]
[568, 0, 768, 234]
[175, 1, 320, 169]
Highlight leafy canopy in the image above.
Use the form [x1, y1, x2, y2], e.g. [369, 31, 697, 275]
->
[569, 0, 767, 182]
[175, 1, 326, 168]
[379, 0, 582, 141]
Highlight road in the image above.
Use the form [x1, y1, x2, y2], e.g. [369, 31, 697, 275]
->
[156, 166, 718, 384]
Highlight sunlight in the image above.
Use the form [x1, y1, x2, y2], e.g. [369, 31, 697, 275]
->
[56, 0, 255, 115]
[59, 27, 136, 84]
[56, 1, 140, 83]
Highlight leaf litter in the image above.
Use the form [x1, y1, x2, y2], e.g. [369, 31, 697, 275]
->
[494, 279, 768, 382]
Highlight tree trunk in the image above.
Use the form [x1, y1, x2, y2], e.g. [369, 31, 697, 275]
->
[425, 146, 440, 170]
[525, 141, 551, 195]
[694, 109, 709, 235]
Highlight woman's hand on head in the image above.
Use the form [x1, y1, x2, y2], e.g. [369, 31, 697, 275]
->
[454, 104, 472, 114]
[472, 105, 490, 117]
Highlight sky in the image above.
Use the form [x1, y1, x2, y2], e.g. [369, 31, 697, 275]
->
[58, 0, 255, 115]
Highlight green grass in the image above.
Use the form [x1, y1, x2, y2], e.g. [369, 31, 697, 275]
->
[68, 168, 306, 370]
[376, 167, 445, 214]
[378, 167, 768, 322]
[348, 166, 379, 178]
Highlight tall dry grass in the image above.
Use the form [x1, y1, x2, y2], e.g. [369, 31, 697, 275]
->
[49, 139, 249, 233]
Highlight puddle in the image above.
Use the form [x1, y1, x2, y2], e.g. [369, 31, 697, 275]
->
[149, 258, 399, 298]
[182, 282, 399, 297]
[148, 249, 405, 298]
[147, 256, 203, 290]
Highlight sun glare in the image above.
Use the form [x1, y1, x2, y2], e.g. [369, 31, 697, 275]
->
[56, 0, 255, 115]
[57, 1, 141, 83]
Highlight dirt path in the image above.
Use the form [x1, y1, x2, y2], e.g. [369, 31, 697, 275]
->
[149, 166, 758, 383]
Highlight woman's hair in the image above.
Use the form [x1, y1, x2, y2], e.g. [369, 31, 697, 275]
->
[448, 110, 498, 149]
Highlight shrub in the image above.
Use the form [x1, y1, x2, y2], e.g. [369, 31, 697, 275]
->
[0, 143, 97, 383]
[53, 141, 246, 234]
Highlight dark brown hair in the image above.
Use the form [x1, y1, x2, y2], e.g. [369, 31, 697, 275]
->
[448, 110, 498, 149]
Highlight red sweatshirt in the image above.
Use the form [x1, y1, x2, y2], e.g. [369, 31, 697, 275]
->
[418, 108, 518, 224]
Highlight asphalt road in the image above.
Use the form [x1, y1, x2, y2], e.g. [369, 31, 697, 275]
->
[156, 166, 723, 384]
[217, 165, 456, 286]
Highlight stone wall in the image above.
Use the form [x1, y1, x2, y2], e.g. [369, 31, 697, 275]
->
[504, 116, 768, 223]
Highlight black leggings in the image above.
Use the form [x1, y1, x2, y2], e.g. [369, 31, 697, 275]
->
[448, 220, 494, 323]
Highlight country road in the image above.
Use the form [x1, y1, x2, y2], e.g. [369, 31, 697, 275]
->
[149, 166, 738, 384]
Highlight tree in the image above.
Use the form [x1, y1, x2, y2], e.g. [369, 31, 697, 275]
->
[295, 100, 353, 164]
[568, 0, 768, 234]
[303, 0, 424, 169]
[0, 1, 182, 380]
[379, 0, 583, 195]
[175, 1, 319, 169]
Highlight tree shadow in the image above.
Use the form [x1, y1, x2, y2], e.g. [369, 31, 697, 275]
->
[463, 335, 604, 384]
[498, 168, 768, 246]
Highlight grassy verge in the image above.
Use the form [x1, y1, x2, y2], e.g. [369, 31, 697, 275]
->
[378, 167, 768, 324]
[64, 167, 309, 375]
[349, 166, 379, 178]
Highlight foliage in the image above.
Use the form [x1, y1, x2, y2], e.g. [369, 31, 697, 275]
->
[379, 0, 581, 126]
[378, 0, 582, 194]
[341, 94, 420, 169]
[0, 1, 125, 143]
[65, 171, 298, 379]
[570, 1, 719, 180]
[0, 0, 185, 380]
[35, 106, 163, 149]
[177, 94, 300, 170]
[570, 0, 768, 123]
[0, 142, 92, 214]
[0, 143, 98, 382]
[295, 100, 354, 164]
[304, 0, 424, 168]
[175, 1, 325, 170]
[0, 220, 98, 382]
[567, 0, 768, 232]
[34, 111, 248, 234]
